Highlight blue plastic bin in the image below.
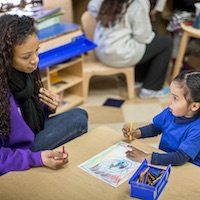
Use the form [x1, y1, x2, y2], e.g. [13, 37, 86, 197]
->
[129, 159, 171, 200]
[38, 34, 97, 70]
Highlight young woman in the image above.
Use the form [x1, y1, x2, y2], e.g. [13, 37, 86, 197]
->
[88, 0, 173, 99]
[0, 15, 88, 176]
[122, 70, 200, 166]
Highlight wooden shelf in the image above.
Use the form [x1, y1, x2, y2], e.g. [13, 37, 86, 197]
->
[40, 56, 84, 114]
[51, 75, 83, 93]
[40, 26, 84, 114]
[41, 76, 48, 82]
[57, 93, 83, 113]
[49, 57, 82, 74]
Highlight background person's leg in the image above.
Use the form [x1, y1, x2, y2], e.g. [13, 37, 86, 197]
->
[136, 35, 173, 90]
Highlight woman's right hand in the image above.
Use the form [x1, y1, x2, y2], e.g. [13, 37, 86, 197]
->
[122, 124, 141, 139]
[41, 150, 68, 170]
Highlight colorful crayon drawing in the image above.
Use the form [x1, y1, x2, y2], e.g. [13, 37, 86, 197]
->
[78, 141, 141, 187]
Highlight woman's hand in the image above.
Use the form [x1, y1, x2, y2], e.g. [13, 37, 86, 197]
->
[126, 145, 152, 163]
[41, 150, 68, 170]
[39, 87, 60, 113]
[122, 124, 141, 140]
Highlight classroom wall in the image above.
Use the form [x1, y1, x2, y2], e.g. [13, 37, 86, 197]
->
[42, 0, 73, 23]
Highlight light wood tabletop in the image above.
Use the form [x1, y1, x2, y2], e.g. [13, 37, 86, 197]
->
[0, 126, 199, 200]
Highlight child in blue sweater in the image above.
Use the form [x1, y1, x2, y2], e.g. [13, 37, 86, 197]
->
[122, 70, 200, 166]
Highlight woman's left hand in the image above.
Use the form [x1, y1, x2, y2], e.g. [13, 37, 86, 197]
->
[126, 145, 152, 163]
[39, 87, 60, 113]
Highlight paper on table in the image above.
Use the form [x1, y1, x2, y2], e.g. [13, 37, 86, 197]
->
[78, 141, 141, 187]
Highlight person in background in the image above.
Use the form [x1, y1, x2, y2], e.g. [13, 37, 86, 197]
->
[150, 0, 167, 31]
[88, 0, 173, 99]
[0, 15, 88, 176]
[122, 70, 200, 166]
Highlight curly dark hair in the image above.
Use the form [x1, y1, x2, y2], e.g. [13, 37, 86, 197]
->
[173, 70, 200, 105]
[97, 0, 134, 27]
[0, 15, 42, 139]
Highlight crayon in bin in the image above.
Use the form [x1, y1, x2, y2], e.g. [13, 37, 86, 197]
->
[129, 159, 171, 200]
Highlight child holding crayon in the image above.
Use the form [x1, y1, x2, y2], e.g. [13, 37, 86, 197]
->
[122, 70, 200, 166]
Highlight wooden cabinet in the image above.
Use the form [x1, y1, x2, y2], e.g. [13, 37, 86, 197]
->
[37, 23, 85, 114]
[40, 56, 84, 114]
[37, 23, 96, 114]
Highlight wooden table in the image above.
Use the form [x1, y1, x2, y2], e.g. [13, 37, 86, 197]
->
[0, 126, 199, 200]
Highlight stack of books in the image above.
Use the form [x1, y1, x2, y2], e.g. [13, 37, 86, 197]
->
[6, 5, 64, 31]
[34, 7, 64, 31]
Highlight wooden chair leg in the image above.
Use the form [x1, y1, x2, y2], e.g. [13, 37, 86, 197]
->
[83, 73, 92, 102]
[124, 68, 134, 99]
[171, 31, 189, 81]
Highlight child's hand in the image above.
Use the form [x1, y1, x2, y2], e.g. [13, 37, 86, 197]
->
[39, 87, 60, 113]
[41, 150, 68, 170]
[150, 9, 157, 22]
[122, 124, 141, 139]
[126, 145, 152, 163]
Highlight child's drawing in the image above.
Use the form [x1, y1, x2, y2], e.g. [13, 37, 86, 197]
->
[78, 141, 141, 187]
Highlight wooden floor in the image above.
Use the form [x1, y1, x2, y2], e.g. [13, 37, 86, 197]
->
[80, 75, 170, 149]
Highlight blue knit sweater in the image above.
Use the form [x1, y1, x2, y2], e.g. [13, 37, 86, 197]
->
[139, 107, 200, 166]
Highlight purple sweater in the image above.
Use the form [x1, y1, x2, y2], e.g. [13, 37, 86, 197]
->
[0, 95, 44, 176]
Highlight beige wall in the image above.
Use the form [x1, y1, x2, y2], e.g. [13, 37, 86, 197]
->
[42, 0, 73, 23]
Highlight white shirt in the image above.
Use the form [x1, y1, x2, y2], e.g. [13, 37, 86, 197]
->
[88, 0, 155, 67]
[154, 0, 167, 12]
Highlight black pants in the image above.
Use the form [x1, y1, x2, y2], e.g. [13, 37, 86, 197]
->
[135, 35, 173, 90]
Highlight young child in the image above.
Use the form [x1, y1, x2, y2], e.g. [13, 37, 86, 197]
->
[122, 70, 200, 166]
[88, 0, 173, 99]
[0, 15, 88, 176]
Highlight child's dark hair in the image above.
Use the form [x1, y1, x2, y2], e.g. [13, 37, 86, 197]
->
[0, 15, 42, 139]
[97, 0, 134, 27]
[173, 70, 200, 104]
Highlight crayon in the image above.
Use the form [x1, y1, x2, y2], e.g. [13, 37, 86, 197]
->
[152, 174, 162, 186]
[144, 173, 149, 184]
[142, 175, 146, 183]
[62, 146, 65, 162]
[156, 172, 163, 180]
[139, 171, 144, 183]
[147, 171, 155, 181]
[129, 122, 133, 141]
[143, 167, 150, 176]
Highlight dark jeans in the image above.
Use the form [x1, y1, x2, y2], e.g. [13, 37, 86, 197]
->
[136, 35, 173, 90]
[31, 108, 88, 151]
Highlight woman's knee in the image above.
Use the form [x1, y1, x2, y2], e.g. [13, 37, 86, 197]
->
[73, 108, 88, 131]
[82, 116, 88, 133]
[71, 107, 88, 119]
